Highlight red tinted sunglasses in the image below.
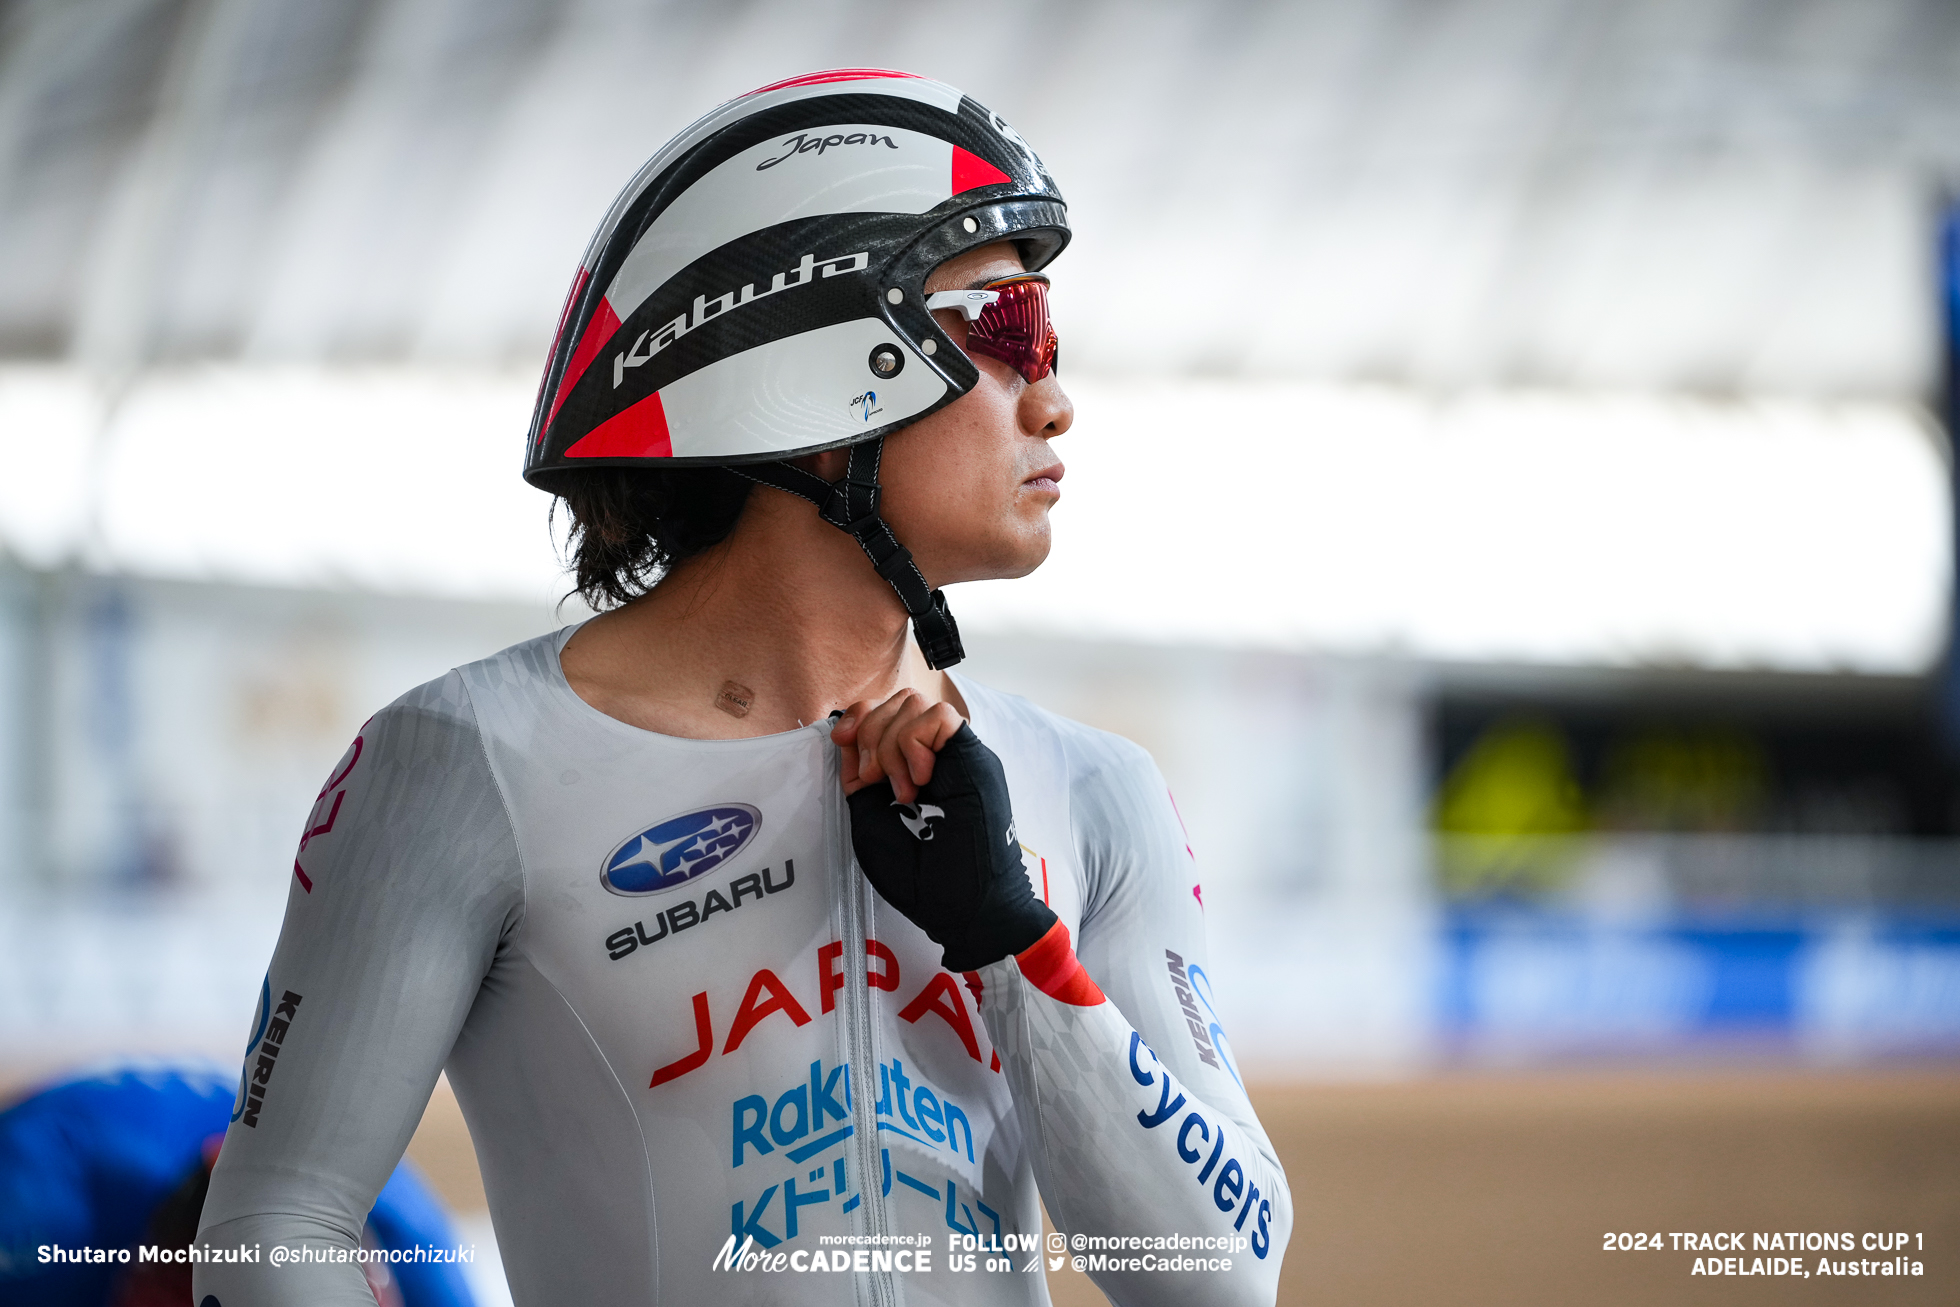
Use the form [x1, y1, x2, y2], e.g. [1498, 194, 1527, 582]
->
[925, 274, 1058, 385]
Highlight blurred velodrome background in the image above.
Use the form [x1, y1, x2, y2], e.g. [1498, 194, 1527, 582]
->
[1, 0, 1958, 1303]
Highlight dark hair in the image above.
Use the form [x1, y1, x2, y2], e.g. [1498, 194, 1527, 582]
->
[548, 467, 754, 610]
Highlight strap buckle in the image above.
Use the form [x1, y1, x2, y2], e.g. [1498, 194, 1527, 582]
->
[913, 591, 964, 670]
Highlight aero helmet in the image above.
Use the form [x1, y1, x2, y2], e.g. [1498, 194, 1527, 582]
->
[525, 69, 1070, 669]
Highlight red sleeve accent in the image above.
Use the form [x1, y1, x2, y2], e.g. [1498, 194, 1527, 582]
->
[1014, 921, 1105, 1007]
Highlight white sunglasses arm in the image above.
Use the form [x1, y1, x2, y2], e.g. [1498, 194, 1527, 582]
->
[923, 288, 1002, 322]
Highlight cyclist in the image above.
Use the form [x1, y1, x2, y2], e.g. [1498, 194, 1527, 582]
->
[196, 69, 1291, 1306]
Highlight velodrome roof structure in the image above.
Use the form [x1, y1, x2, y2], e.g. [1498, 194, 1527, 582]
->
[0, 0, 1957, 669]
[3, 0, 1958, 387]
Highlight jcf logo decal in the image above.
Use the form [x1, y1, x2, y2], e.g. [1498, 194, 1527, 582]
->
[851, 391, 883, 422]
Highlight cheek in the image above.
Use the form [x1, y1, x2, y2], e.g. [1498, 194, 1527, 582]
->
[903, 446, 999, 533]
[896, 384, 1020, 510]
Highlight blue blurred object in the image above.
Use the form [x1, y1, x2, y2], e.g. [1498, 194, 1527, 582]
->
[367, 1155, 479, 1307]
[1440, 910, 1960, 1052]
[0, 1059, 475, 1307]
[1941, 197, 1960, 750]
[1944, 198, 1959, 415]
[0, 1062, 228, 1305]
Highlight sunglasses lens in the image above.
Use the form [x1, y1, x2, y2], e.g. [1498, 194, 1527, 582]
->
[965, 277, 1057, 384]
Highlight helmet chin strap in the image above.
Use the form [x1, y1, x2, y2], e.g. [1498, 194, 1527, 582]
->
[731, 438, 965, 670]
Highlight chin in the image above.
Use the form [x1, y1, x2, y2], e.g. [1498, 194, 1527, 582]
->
[991, 531, 1054, 582]
[922, 514, 1053, 585]
[930, 537, 1050, 586]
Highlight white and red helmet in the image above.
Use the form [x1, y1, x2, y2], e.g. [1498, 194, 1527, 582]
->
[525, 68, 1067, 473]
[524, 69, 1070, 667]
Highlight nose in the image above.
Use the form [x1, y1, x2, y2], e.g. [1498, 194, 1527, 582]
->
[1022, 372, 1072, 441]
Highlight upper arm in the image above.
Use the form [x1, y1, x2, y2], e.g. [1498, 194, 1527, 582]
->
[1068, 732, 1271, 1153]
[198, 678, 525, 1239]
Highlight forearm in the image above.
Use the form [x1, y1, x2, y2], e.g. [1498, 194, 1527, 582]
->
[974, 924, 1290, 1307]
[194, 1212, 380, 1305]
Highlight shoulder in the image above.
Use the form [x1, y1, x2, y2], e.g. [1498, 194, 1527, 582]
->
[453, 626, 579, 701]
[294, 661, 530, 906]
[327, 630, 567, 816]
[359, 627, 573, 752]
[951, 674, 1163, 799]
[352, 668, 481, 774]
[376, 666, 474, 729]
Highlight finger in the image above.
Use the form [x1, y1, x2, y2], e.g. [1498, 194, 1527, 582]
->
[876, 695, 943, 805]
[898, 703, 966, 787]
[885, 701, 952, 803]
[838, 739, 864, 795]
[852, 691, 923, 791]
[833, 699, 888, 794]
[829, 700, 879, 749]
[832, 705, 862, 792]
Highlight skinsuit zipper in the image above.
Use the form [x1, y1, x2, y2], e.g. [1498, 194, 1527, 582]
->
[833, 735, 900, 1307]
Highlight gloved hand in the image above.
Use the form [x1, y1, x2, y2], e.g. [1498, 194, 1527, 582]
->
[846, 723, 1057, 971]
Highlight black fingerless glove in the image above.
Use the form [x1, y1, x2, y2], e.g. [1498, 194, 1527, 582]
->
[846, 723, 1058, 971]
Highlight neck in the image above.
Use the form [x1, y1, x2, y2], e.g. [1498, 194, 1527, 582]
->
[558, 488, 955, 738]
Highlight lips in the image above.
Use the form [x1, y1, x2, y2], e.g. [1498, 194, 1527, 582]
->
[1023, 461, 1065, 493]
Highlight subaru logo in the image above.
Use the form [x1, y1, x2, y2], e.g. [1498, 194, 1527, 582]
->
[601, 804, 760, 896]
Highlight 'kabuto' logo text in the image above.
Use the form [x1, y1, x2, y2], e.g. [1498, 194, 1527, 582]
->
[613, 251, 868, 388]
[602, 804, 761, 896]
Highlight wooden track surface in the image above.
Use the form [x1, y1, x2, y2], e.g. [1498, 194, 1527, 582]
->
[390, 1070, 1959, 1306]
